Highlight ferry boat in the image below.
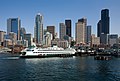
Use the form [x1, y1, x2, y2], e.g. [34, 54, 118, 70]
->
[20, 46, 76, 58]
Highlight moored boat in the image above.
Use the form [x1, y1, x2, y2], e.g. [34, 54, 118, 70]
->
[94, 55, 112, 60]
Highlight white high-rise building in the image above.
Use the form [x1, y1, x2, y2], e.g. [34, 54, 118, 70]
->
[34, 13, 43, 45]
[59, 23, 66, 39]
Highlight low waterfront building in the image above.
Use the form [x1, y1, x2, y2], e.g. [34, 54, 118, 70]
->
[3, 39, 12, 47]
[91, 34, 100, 47]
[9, 32, 17, 45]
[24, 33, 33, 47]
[109, 39, 118, 46]
[51, 38, 68, 48]
[22, 40, 28, 47]
[63, 35, 72, 45]
[44, 32, 52, 47]
[16, 40, 28, 47]
[4, 32, 17, 46]
[108, 34, 118, 46]
[0, 31, 6, 42]
[100, 33, 108, 45]
[58, 40, 68, 49]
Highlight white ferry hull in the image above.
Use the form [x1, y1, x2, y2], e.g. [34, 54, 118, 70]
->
[20, 54, 74, 58]
[20, 51, 75, 58]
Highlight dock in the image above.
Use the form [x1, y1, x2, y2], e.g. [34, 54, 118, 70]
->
[94, 55, 112, 60]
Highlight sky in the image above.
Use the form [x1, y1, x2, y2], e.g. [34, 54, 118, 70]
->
[0, 0, 120, 38]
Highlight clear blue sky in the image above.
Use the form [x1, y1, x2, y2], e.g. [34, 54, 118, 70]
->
[0, 0, 120, 38]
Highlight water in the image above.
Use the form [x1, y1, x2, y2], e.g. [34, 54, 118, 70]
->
[0, 53, 120, 81]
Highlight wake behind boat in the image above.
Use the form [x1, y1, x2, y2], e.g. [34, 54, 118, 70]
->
[20, 45, 76, 58]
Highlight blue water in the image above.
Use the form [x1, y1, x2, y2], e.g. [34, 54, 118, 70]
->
[0, 53, 120, 81]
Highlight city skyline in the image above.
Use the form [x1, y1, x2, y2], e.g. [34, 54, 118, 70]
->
[0, 0, 120, 38]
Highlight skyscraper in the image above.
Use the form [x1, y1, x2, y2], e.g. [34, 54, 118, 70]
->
[59, 23, 66, 39]
[75, 20, 86, 44]
[34, 13, 43, 45]
[86, 25, 91, 44]
[47, 26, 55, 39]
[7, 18, 21, 40]
[97, 9, 110, 44]
[65, 20, 71, 37]
[101, 9, 110, 34]
[97, 20, 102, 37]
[78, 18, 87, 44]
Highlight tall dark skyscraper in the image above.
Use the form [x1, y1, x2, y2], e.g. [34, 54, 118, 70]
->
[65, 20, 71, 37]
[101, 9, 110, 34]
[97, 20, 102, 37]
[86, 25, 91, 44]
[97, 9, 110, 44]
